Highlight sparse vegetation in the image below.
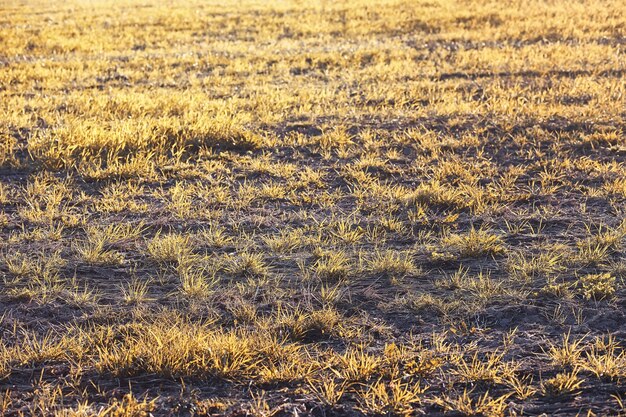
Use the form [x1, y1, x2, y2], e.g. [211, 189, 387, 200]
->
[1, 0, 625, 414]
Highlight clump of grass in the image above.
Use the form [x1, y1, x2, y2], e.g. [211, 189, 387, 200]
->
[274, 307, 344, 342]
[121, 279, 152, 305]
[177, 265, 218, 300]
[433, 390, 510, 417]
[504, 374, 537, 400]
[92, 315, 302, 380]
[507, 250, 565, 282]
[66, 282, 101, 307]
[577, 272, 616, 301]
[263, 228, 306, 253]
[102, 393, 156, 416]
[199, 226, 233, 249]
[308, 377, 349, 407]
[367, 250, 419, 278]
[185, 115, 264, 152]
[541, 369, 584, 397]
[582, 335, 626, 380]
[313, 251, 352, 282]
[331, 220, 364, 245]
[227, 299, 258, 324]
[441, 227, 505, 258]
[5, 250, 66, 284]
[574, 241, 610, 266]
[226, 252, 270, 277]
[146, 232, 192, 263]
[75, 239, 124, 266]
[357, 379, 426, 417]
[452, 351, 515, 383]
[539, 279, 574, 299]
[402, 351, 444, 379]
[544, 332, 585, 368]
[336, 346, 382, 382]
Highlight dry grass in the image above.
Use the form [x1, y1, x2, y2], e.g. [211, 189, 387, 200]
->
[1, 0, 625, 414]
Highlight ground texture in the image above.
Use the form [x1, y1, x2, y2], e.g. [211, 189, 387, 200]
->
[1, 0, 626, 415]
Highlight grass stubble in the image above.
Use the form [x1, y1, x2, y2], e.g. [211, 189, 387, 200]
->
[0, 0, 626, 415]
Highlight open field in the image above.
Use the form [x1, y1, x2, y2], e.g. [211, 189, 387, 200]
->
[1, 0, 626, 415]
